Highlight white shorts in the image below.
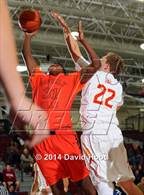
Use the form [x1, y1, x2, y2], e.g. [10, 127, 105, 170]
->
[81, 124, 135, 186]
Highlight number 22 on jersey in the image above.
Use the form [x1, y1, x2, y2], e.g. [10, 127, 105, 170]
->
[93, 84, 116, 108]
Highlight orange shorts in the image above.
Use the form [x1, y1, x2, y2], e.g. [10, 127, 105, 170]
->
[34, 131, 89, 186]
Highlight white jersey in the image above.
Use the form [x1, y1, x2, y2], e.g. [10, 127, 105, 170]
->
[80, 71, 123, 131]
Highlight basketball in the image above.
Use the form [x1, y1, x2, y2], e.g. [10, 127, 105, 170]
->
[18, 10, 42, 33]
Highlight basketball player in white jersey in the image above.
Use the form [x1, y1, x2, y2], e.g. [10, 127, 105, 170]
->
[31, 163, 53, 195]
[77, 25, 143, 195]
[80, 55, 143, 195]
[76, 29, 143, 195]
[52, 12, 143, 195]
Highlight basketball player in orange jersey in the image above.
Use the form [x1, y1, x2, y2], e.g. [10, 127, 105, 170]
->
[21, 11, 101, 194]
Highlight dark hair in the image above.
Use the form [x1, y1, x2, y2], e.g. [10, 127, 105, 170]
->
[57, 63, 67, 74]
[50, 63, 67, 74]
[106, 52, 124, 75]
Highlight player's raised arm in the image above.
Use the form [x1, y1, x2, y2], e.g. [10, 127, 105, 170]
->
[51, 11, 101, 83]
[22, 32, 39, 75]
[51, 11, 82, 63]
[78, 20, 100, 69]
[76, 20, 101, 83]
[0, 0, 26, 108]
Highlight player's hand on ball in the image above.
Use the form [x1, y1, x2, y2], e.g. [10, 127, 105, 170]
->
[25, 30, 38, 37]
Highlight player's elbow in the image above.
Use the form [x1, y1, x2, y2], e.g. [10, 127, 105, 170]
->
[21, 49, 27, 60]
[92, 59, 101, 70]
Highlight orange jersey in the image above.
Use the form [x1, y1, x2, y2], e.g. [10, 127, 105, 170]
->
[30, 68, 89, 185]
[30, 68, 84, 130]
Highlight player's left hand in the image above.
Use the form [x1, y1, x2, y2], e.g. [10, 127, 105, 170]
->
[78, 20, 84, 42]
[25, 30, 39, 37]
[51, 11, 70, 34]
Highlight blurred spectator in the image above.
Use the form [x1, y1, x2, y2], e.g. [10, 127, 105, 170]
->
[134, 169, 142, 184]
[2, 164, 20, 192]
[0, 172, 9, 194]
[20, 148, 33, 173]
[125, 142, 144, 186]
[5, 141, 20, 168]
[137, 177, 144, 193]
[138, 164, 144, 175]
